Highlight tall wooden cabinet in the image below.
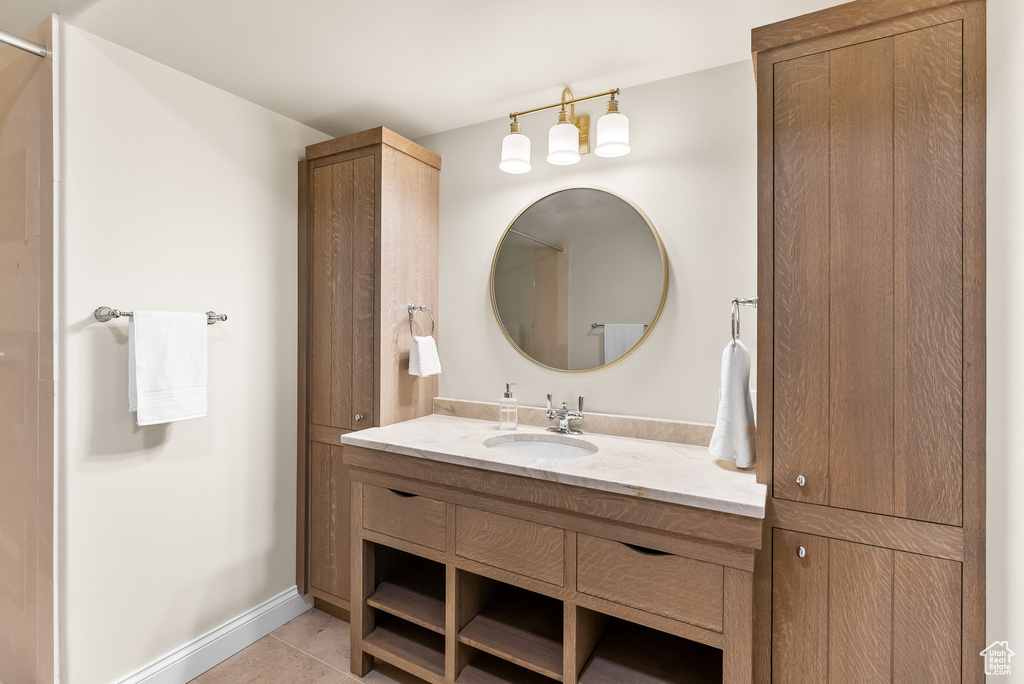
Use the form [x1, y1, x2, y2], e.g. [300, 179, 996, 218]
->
[753, 1, 984, 681]
[297, 127, 441, 614]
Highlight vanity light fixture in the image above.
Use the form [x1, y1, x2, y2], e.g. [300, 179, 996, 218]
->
[499, 87, 629, 174]
[595, 93, 630, 158]
[547, 105, 581, 165]
[499, 116, 531, 174]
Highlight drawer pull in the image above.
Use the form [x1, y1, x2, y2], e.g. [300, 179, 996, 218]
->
[388, 488, 418, 498]
[621, 542, 672, 557]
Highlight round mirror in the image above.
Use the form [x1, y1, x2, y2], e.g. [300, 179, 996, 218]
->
[490, 187, 668, 372]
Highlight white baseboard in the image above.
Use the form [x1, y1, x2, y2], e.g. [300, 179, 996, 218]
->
[115, 586, 311, 684]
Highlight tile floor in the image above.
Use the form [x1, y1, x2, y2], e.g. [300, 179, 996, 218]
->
[189, 609, 426, 684]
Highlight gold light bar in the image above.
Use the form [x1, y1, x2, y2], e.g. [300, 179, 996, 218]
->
[508, 88, 620, 120]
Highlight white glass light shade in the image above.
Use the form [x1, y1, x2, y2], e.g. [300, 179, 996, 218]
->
[595, 111, 630, 157]
[499, 131, 531, 174]
[547, 122, 581, 165]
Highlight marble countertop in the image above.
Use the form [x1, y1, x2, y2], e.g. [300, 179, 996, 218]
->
[339, 414, 766, 518]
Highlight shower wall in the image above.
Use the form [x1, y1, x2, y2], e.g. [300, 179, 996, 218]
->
[0, 17, 55, 684]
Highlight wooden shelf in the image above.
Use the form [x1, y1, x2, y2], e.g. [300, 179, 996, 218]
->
[458, 650, 560, 684]
[368, 557, 446, 633]
[458, 586, 563, 681]
[363, 616, 446, 679]
[579, 620, 722, 684]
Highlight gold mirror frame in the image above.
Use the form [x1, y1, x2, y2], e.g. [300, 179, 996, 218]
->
[489, 185, 669, 374]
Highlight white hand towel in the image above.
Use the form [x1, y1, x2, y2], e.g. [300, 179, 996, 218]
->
[709, 339, 756, 469]
[603, 323, 645, 364]
[409, 335, 442, 377]
[129, 311, 208, 426]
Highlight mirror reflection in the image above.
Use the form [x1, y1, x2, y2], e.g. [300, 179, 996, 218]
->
[490, 187, 667, 372]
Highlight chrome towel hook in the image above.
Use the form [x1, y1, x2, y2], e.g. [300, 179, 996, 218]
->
[408, 304, 435, 337]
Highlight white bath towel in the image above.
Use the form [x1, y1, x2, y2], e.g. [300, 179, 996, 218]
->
[709, 339, 756, 469]
[129, 311, 208, 426]
[603, 324, 645, 364]
[409, 335, 442, 377]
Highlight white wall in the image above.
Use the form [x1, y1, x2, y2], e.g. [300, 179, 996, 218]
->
[986, 0, 1024, 656]
[57, 25, 327, 683]
[417, 62, 758, 423]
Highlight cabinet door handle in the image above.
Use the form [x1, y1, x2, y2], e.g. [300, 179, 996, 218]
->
[355, 413, 364, 422]
[387, 488, 417, 498]
[621, 542, 672, 557]
[796, 474, 806, 487]
[797, 546, 807, 558]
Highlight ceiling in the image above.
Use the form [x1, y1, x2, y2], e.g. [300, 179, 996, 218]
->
[1, 0, 846, 138]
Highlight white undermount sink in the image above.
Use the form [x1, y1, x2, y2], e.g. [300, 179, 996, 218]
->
[484, 433, 599, 459]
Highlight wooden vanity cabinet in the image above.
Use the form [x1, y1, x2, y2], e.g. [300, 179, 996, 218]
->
[297, 127, 440, 614]
[753, 1, 984, 681]
[346, 446, 763, 684]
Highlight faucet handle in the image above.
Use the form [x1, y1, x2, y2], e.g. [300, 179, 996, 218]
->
[578, 395, 584, 413]
[546, 393, 552, 411]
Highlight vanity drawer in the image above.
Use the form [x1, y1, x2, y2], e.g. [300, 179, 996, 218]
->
[576, 534, 724, 632]
[362, 484, 447, 552]
[455, 506, 564, 585]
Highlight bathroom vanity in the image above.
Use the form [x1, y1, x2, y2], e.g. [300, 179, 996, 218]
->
[341, 415, 766, 684]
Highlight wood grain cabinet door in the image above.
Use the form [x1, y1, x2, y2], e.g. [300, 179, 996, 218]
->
[308, 443, 351, 601]
[772, 529, 828, 683]
[772, 528, 961, 683]
[772, 51, 831, 509]
[309, 155, 376, 431]
[772, 21, 965, 526]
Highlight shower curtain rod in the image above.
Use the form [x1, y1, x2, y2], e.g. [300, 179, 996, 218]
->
[508, 229, 564, 252]
[0, 28, 48, 58]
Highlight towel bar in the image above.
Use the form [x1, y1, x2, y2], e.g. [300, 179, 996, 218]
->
[94, 306, 228, 325]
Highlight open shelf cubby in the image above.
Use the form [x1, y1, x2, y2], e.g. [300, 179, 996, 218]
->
[364, 613, 446, 679]
[457, 575, 563, 681]
[578, 613, 722, 684]
[458, 649, 561, 684]
[367, 552, 447, 634]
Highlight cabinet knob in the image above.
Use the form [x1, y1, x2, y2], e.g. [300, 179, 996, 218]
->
[797, 546, 806, 558]
[355, 413, 363, 422]
[796, 474, 806, 487]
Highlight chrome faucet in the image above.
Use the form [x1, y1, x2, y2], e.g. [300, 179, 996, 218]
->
[546, 394, 584, 435]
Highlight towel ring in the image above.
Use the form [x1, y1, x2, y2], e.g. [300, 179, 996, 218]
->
[408, 304, 435, 337]
[731, 297, 758, 342]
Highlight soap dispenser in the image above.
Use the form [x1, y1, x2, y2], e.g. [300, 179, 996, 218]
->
[499, 383, 518, 429]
